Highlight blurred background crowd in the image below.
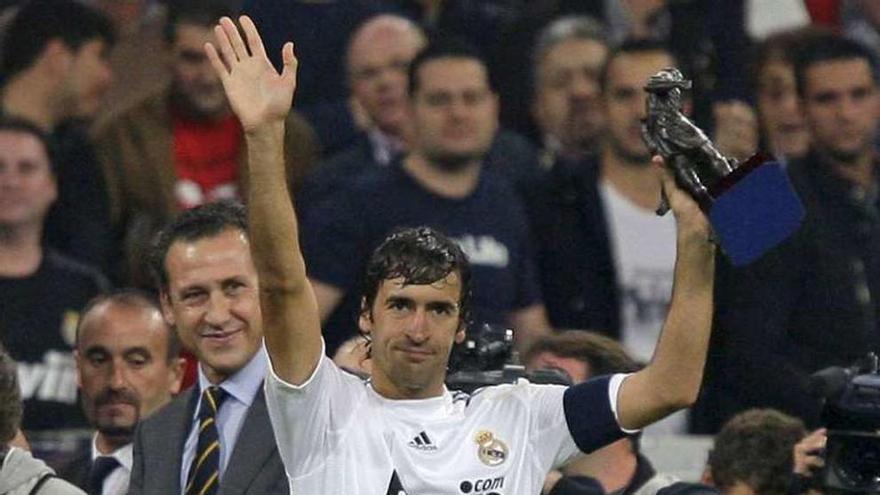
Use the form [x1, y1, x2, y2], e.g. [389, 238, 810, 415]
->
[0, 0, 879, 493]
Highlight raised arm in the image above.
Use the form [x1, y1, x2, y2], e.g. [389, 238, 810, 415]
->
[206, 16, 322, 384]
[616, 157, 716, 430]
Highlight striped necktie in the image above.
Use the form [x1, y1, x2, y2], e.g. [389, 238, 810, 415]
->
[185, 386, 228, 495]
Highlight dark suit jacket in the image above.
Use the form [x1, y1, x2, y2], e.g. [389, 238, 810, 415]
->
[128, 386, 288, 495]
[520, 157, 621, 338]
[692, 152, 880, 433]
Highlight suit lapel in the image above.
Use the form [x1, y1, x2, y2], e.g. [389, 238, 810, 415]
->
[150, 387, 198, 493]
[217, 386, 278, 495]
[57, 449, 91, 490]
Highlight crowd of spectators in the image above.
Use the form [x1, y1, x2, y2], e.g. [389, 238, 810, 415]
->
[1, 0, 879, 493]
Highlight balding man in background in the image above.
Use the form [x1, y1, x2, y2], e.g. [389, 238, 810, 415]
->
[298, 14, 425, 211]
[59, 291, 184, 495]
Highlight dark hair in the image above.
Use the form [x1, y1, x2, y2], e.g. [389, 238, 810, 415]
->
[749, 26, 832, 97]
[793, 33, 879, 97]
[0, 116, 56, 174]
[76, 289, 182, 362]
[1, 0, 115, 79]
[0, 344, 22, 445]
[523, 330, 642, 378]
[708, 409, 806, 495]
[149, 200, 248, 291]
[523, 330, 643, 451]
[360, 226, 472, 327]
[599, 39, 675, 94]
[407, 37, 493, 96]
[164, 0, 235, 44]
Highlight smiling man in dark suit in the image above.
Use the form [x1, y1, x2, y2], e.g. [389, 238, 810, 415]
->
[127, 200, 287, 495]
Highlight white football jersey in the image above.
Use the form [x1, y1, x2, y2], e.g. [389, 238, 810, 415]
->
[265, 350, 629, 495]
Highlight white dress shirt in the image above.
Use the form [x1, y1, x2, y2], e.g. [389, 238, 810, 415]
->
[91, 435, 132, 495]
[179, 348, 268, 493]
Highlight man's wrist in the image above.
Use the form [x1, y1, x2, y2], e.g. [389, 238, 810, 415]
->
[244, 121, 285, 141]
[677, 230, 717, 260]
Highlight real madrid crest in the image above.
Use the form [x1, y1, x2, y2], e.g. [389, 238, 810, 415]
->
[474, 430, 508, 466]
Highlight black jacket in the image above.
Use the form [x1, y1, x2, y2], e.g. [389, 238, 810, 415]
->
[693, 151, 880, 432]
[521, 158, 621, 338]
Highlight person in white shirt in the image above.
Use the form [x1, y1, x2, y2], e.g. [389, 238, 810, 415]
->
[205, 14, 716, 494]
[61, 290, 184, 495]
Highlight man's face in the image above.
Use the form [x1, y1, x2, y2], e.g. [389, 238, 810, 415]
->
[602, 50, 675, 164]
[76, 302, 183, 443]
[533, 38, 608, 155]
[801, 58, 879, 164]
[58, 39, 113, 119]
[0, 131, 56, 228]
[411, 57, 499, 170]
[525, 351, 590, 384]
[170, 23, 228, 119]
[160, 228, 263, 384]
[757, 60, 808, 159]
[359, 274, 465, 399]
[348, 24, 422, 135]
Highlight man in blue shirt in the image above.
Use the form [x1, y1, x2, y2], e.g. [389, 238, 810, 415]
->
[302, 39, 551, 355]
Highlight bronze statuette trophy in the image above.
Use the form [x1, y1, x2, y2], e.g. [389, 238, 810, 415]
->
[640, 68, 804, 265]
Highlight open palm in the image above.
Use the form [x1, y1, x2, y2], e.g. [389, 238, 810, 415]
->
[205, 16, 297, 132]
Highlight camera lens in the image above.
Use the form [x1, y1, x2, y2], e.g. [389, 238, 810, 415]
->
[831, 435, 880, 490]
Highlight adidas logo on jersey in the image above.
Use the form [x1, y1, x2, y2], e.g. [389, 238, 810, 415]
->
[407, 431, 437, 451]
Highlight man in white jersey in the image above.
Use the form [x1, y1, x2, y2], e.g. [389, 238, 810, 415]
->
[204, 15, 716, 494]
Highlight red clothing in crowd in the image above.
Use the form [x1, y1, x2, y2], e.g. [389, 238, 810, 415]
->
[172, 111, 243, 210]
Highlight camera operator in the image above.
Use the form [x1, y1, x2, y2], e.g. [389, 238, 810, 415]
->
[704, 409, 807, 495]
[792, 354, 880, 494]
[206, 14, 716, 493]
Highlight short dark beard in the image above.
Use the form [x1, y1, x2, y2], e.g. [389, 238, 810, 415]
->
[822, 145, 865, 166]
[609, 134, 651, 167]
[425, 151, 482, 172]
[90, 388, 140, 446]
[572, 135, 601, 158]
[97, 424, 135, 442]
[169, 83, 228, 122]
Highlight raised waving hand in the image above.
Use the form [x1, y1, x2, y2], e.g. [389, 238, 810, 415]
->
[205, 16, 297, 132]
[205, 15, 323, 385]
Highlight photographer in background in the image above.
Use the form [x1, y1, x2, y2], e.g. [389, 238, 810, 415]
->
[787, 354, 880, 495]
[704, 409, 807, 495]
